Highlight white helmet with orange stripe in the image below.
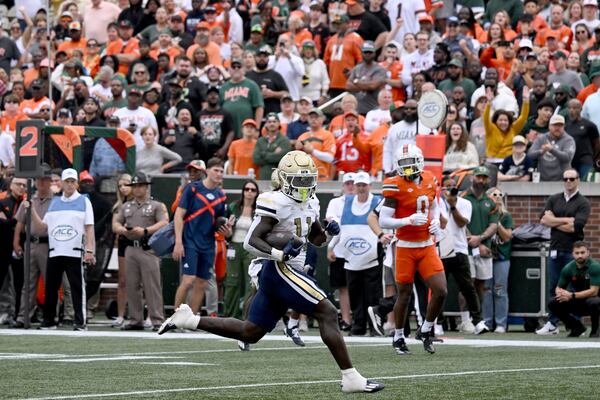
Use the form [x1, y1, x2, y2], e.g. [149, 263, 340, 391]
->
[394, 143, 424, 180]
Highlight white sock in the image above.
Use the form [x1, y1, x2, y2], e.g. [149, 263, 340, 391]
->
[460, 312, 470, 323]
[288, 318, 299, 329]
[421, 320, 433, 332]
[393, 329, 404, 341]
[341, 368, 367, 388]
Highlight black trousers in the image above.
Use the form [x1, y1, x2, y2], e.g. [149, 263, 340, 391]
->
[0, 255, 24, 318]
[44, 256, 86, 326]
[548, 296, 600, 332]
[442, 253, 482, 324]
[346, 265, 383, 334]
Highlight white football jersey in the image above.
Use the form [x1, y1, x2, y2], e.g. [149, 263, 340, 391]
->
[254, 190, 320, 271]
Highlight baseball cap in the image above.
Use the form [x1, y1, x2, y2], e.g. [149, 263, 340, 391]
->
[68, 21, 81, 31]
[299, 96, 312, 104]
[552, 51, 568, 59]
[31, 79, 44, 89]
[309, 0, 322, 10]
[309, 108, 324, 117]
[128, 88, 143, 96]
[302, 39, 316, 48]
[108, 115, 121, 123]
[61, 168, 78, 181]
[344, 110, 359, 119]
[550, 114, 565, 125]
[196, 21, 210, 31]
[525, 52, 538, 60]
[448, 58, 464, 68]
[265, 112, 280, 121]
[362, 41, 376, 53]
[447, 16, 459, 25]
[419, 15, 434, 24]
[251, 24, 263, 33]
[242, 119, 258, 128]
[230, 58, 243, 67]
[79, 170, 94, 183]
[128, 173, 152, 185]
[496, 40, 512, 47]
[281, 93, 293, 102]
[119, 20, 133, 29]
[342, 172, 356, 183]
[186, 160, 207, 171]
[473, 166, 490, 177]
[345, 0, 358, 5]
[519, 38, 533, 50]
[257, 45, 273, 55]
[389, 100, 405, 112]
[170, 14, 183, 22]
[354, 171, 371, 185]
[583, 0, 598, 7]
[205, 5, 217, 12]
[512, 135, 527, 145]
[57, 108, 72, 118]
[60, 11, 73, 20]
[167, 78, 183, 87]
[331, 14, 349, 23]
[206, 85, 220, 95]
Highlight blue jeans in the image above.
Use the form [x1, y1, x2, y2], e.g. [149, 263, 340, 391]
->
[482, 259, 510, 329]
[576, 164, 594, 181]
[548, 250, 574, 325]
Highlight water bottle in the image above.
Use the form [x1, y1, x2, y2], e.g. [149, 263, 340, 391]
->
[377, 170, 383, 182]
[338, 171, 344, 181]
[248, 168, 255, 179]
[532, 168, 540, 183]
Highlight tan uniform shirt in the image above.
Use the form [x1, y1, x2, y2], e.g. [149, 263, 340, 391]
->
[15, 194, 53, 238]
[116, 198, 167, 230]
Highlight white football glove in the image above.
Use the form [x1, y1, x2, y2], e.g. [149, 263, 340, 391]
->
[428, 218, 441, 236]
[403, 213, 428, 226]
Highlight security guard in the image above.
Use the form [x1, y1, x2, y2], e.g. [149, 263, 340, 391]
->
[113, 173, 168, 330]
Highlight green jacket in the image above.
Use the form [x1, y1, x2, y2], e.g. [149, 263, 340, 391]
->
[253, 133, 292, 180]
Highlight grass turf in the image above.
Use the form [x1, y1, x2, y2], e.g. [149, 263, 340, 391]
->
[1, 328, 600, 400]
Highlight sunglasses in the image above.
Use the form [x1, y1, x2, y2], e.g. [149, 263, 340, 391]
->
[40, 108, 50, 112]
[5, 100, 18, 104]
[12, 182, 27, 188]
[244, 187, 257, 192]
[134, 71, 146, 75]
[577, 31, 588, 34]
[87, 43, 98, 47]
[11, 27, 21, 31]
[491, 192, 504, 197]
[404, 107, 417, 110]
[231, 64, 243, 69]
[563, 177, 578, 182]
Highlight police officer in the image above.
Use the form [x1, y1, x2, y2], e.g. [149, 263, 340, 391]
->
[27, 168, 95, 331]
[113, 173, 168, 330]
[13, 175, 54, 328]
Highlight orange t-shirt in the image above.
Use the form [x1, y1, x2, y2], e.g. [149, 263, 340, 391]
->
[297, 128, 336, 181]
[476, 29, 517, 44]
[323, 32, 363, 90]
[335, 132, 371, 175]
[328, 114, 365, 138]
[105, 38, 141, 75]
[535, 25, 573, 49]
[186, 42, 223, 66]
[19, 97, 54, 116]
[206, 20, 229, 42]
[379, 60, 405, 102]
[0, 112, 28, 138]
[382, 169, 437, 242]
[352, 122, 389, 176]
[150, 47, 182, 67]
[577, 84, 598, 104]
[23, 68, 39, 89]
[479, 47, 513, 81]
[227, 138, 258, 176]
[57, 39, 88, 57]
[281, 29, 313, 50]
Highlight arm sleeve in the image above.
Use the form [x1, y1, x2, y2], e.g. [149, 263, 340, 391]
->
[549, 137, 576, 163]
[312, 149, 334, 163]
[160, 145, 183, 163]
[379, 205, 410, 229]
[527, 136, 543, 160]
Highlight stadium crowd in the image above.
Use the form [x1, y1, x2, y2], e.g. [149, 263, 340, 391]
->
[0, 0, 599, 338]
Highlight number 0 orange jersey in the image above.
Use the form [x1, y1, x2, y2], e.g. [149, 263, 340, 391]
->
[382, 170, 437, 243]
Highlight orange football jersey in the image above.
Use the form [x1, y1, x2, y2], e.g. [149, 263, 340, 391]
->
[382, 170, 438, 243]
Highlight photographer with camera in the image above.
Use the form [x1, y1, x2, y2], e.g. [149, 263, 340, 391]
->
[113, 173, 168, 330]
[162, 107, 204, 173]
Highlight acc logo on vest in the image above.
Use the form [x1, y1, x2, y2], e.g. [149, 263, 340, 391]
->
[344, 237, 372, 256]
[51, 225, 77, 241]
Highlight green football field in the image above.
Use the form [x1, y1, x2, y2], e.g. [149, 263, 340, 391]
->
[1, 325, 600, 400]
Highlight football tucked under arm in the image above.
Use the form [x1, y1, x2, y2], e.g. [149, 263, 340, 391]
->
[243, 215, 284, 261]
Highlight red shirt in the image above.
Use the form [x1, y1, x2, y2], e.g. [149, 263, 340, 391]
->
[335, 131, 371, 176]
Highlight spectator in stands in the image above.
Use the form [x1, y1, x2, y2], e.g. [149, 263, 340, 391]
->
[246, 46, 288, 116]
[105, 20, 140, 76]
[364, 90, 392, 134]
[548, 241, 600, 338]
[296, 108, 336, 181]
[528, 115, 576, 182]
[572, 0, 600, 33]
[324, 14, 363, 98]
[401, 31, 434, 94]
[129, 64, 153, 93]
[101, 78, 127, 120]
[334, 110, 371, 176]
[443, 122, 479, 172]
[299, 39, 330, 105]
[548, 51, 584, 93]
[471, 68, 519, 116]
[565, 101, 599, 181]
[228, 119, 259, 176]
[277, 95, 299, 132]
[537, 168, 591, 335]
[162, 107, 202, 173]
[497, 136, 533, 182]
[84, 0, 121, 45]
[253, 113, 291, 180]
[270, 36, 305, 102]
[329, 94, 365, 138]
[442, 16, 475, 60]
[197, 86, 235, 161]
[346, 41, 387, 115]
[439, 59, 476, 104]
[136, 126, 183, 176]
[109, 173, 132, 328]
[286, 96, 311, 147]
[223, 180, 259, 319]
[156, 79, 193, 136]
[113, 88, 158, 148]
[483, 86, 530, 166]
[483, 187, 514, 333]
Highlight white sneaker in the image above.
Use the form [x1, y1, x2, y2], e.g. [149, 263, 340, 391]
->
[494, 326, 506, 334]
[237, 340, 250, 351]
[157, 304, 200, 335]
[298, 319, 309, 332]
[0, 313, 8, 325]
[111, 316, 124, 328]
[434, 323, 444, 336]
[474, 321, 489, 335]
[535, 321, 559, 335]
[143, 317, 152, 329]
[459, 320, 475, 334]
[383, 321, 395, 336]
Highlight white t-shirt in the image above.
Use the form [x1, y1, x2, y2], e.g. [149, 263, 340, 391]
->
[439, 196, 471, 255]
[386, 0, 426, 44]
[382, 120, 432, 172]
[0, 133, 15, 167]
[268, 54, 306, 101]
[113, 106, 159, 149]
[470, 82, 518, 115]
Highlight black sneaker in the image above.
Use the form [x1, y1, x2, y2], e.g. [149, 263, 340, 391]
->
[121, 324, 144, 331]
[415, 327, 436, 354]
[38, 323, 57, 330]
[567, 323, 586, 337]
[367, 306, 384, 336]
[285, 325, 306, 347]
[589, 330, 599, 338]
[13, 321, 25, 328]
[339, 320, 352, 331]
[392, 337, 410, 355]
[73, 325, 87, 331]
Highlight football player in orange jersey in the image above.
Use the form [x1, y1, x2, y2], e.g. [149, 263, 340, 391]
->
[379, 144, 446, 355]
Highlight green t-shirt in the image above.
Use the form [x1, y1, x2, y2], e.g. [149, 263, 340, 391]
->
[463, 190, 499, 250]
[220, 78, 264, 138]
[438, 78, 476, 104]
[495, 212, 514, 259]
[138, 25, 162, 45]
[558, 258, 600, 292]
[244, 41, 265, 54]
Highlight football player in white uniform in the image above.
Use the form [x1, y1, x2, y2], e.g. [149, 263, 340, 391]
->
[159, 151, 384, 394]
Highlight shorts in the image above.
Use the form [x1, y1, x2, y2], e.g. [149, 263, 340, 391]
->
[469, 256, 493, 280]
[329, 257, 347, 288]
[395, 245, 444, 284]
[182, 247, 215, 279]
[248, 260, 327, 332]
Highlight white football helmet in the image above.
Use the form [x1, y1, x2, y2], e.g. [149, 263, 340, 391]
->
[394, 143, 424, 180]
[270, 168, 281, 191]
[277, 151, 318, 202]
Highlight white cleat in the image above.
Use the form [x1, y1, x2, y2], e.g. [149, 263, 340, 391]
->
[157, 304, 200, 335]
[459, 320, 475, 334]
[474, 321, 489, 335]
[535, 321, 560, 335]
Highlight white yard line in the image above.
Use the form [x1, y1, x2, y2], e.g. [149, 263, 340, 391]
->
[43, 356, 184, 363]
[20, 364, 600, 400]
[138, 362, 217, 366]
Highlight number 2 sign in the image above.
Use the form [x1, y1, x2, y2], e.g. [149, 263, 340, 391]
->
[15, 120, 45, 178]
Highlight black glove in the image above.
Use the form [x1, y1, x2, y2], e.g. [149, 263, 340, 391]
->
[323, 220, 340, 236]
[282, 238, 303, 261]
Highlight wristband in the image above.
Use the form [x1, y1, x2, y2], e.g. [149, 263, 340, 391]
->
[572, 291, 576, 300]
[270, 248, 284, 262]
[85, 249, 94, 254]
[144, 228, 148, 237]
[378, 232, 384, 239]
